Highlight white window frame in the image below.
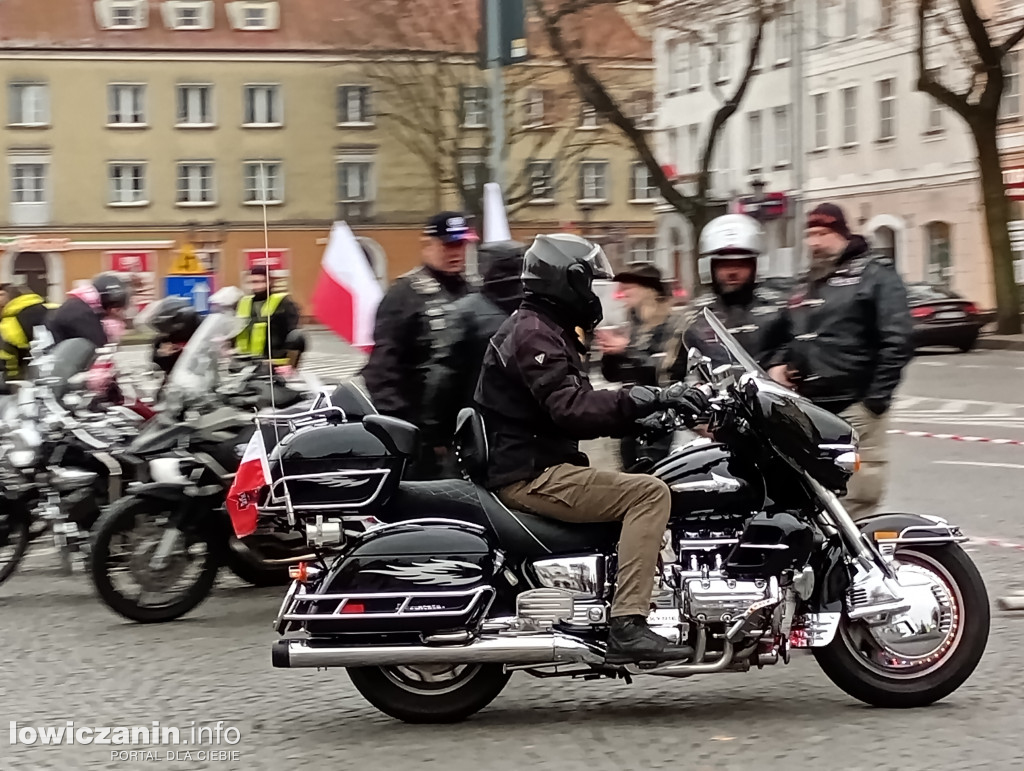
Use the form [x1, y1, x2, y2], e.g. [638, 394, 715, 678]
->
[879, 0, 895, 29]
[667, 39, 685, 95]
[688, 40, 701, 89]
[812, 91, 828, 150]
[629, 236, 658, 263]
[243, 160, 284, 205]
[243, 83, 282, 127]
[175, 161, 216, 206]
[104, 0, 147, 30]
[841, 85, 858, 146]
[1002, 52, 1020, 120]
[460, 86, 488, 129]
[527, 160, 555, 202]
[578, 160, 608, 203]
[336, 154, 376, 203]
[843, 0, 858, 39]
[108, 162, 148, 206]
[773, 106, 791, 168]
[176, 83, 214, 127]
[877, 77, 896, 141]
[926, 67, 945, 133]
[8, 154, 51, 227]
[748, 110, 763, 171]
[815, 0, 828, 46]
[630, 162, 657, 202]
[107, 83, 146, 127]
[688, 124, 699, 173]
[337, 84, 373, 126]
[712, 23, 730, 85]
[579, 103, 600, 129]
[775, 13, 792, 65]
[522, 88, 546, 127]
[243, 3, 269, 29]
[7, 82, 50, 127]
[458, 154, 484, 195]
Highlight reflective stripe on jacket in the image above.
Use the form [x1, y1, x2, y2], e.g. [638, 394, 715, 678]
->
[0, 293, 52, 377]
[236, 293, 289, 364]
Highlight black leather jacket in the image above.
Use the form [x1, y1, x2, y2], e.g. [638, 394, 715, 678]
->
[766, 236, 912, 415]
[680, 285, 788, 373]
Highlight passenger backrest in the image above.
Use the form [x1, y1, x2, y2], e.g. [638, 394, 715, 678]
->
[454, 407, 488, 483]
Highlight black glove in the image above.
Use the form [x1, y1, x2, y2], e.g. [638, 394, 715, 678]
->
[658, 383, 711, 426]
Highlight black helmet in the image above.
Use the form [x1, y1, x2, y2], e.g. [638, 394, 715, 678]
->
[146, 296, 201, 343]
[522, 234, 612, 331]
[479, 240, 526, 315]
[92, 273, 129, 311]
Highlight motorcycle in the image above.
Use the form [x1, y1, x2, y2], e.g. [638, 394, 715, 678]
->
[88, 312, 372, 623]
[262, 308, 989, 723]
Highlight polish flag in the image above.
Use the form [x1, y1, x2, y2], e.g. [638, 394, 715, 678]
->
[311, 221, 384, 351]
[226, 429, 271, 538]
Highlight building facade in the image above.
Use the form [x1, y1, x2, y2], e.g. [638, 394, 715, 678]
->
[0, 0, 656, 312]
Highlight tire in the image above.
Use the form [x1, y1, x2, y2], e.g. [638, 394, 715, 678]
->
[813, 544, 989, 708]
[0, 510, 30, 586]
[89, 496, 223, 624]
[223, 541, 290, 587]
[347, 664, 511, 723]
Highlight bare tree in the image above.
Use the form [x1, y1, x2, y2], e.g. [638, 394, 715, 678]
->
[531, 0, 783, 289]
[915, 0, 1024, 333]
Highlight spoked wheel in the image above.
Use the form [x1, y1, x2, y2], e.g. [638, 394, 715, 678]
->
[0, 510, 30, 586]
[347, 663, 511, 723]
[90, 497, 222, 623]
[814, 545, 989, 708]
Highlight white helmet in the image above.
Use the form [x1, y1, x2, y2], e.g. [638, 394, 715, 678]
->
[698, 214, 763, 285]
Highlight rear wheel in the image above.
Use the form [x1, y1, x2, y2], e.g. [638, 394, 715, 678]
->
[813, 545, 989, 708]
[347, 664, 511, 723]
[223, 540, 290, 587]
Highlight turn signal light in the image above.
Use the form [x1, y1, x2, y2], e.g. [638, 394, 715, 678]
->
[873, 531, 900, 541]
[835, 451, 861, 472]
[288, 563, 308, 582]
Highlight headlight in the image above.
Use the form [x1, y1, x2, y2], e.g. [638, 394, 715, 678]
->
[819, 443, 860, 473]
[7, 426, 41, 469]
[7, 450, 36, 469]
[149, 457, 189, 484]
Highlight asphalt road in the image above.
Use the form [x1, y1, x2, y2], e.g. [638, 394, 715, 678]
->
[5, 342, 1024, 770]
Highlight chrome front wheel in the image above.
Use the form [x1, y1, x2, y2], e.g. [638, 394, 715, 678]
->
[814, 545, 989, 707]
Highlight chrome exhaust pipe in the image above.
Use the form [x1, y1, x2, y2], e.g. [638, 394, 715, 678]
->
[272, 634, 603, 669]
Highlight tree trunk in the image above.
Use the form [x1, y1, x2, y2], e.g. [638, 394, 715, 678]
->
[687, 206, 709, 296]
[973, 115, 1022, 335]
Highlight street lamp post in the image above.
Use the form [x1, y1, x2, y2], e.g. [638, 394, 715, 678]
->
[750, 177, 766, 225]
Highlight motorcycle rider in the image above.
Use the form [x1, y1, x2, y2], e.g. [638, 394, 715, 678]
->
[681, 214, 786, 368]
[362, 211, 475, 480]
[235, 268, 300, 366]
[46, 273, 129, 349]
[420, 239, 526, 449]
[475, 233, 711, 664]
[0, 283, 53, 380]
[145, 296, 201, 377]
[766, 202, 912, 520]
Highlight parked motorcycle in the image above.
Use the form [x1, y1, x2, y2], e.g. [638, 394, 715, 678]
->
[89, 312, 369, 623]
[263, 309, 989, 723]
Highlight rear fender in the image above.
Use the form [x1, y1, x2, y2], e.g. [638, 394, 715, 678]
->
[857, 512, 968, 549]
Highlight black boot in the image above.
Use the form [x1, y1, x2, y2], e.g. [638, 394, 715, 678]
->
[605, 615, 694, 665]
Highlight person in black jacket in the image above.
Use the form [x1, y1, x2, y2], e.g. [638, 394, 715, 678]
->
[361, 211, 474, 479]
[767, 202, 912, 520]
[475, 233, 710, 665]
[145, 296, 201, 377]
[420, 239, 525, 447]
[46, 273, 129, 349]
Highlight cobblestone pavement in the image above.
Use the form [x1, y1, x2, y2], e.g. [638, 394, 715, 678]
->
[4, 343, 1023, 770]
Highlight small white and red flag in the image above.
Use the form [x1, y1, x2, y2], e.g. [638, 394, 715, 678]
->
[226, 429, 272, 538]
[311, 221, 384, 352]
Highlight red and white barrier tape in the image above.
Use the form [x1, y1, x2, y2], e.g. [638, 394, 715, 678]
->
[887, 429, 1024, 447]
[974, 536, 1024, 552]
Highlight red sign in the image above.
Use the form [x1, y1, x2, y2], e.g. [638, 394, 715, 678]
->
[244, 248, 289, 273]
[105, 250, 154, 274]
[737, 192, 789, 220]
[1004, 166, 1024, 201]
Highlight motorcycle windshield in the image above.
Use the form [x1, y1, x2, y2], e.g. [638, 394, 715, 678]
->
[699, 308, 769, 380]
[165, 313, 247, 401]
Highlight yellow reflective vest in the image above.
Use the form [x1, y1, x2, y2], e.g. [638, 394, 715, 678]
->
[236, 293, 290, 364]
[0, 293, 54, 378]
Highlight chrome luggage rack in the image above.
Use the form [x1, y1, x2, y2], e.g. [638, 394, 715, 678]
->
[257, 389, 348, 432]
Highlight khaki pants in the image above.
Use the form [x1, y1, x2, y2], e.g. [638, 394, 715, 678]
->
[498, 464, 671, 618]
[840, 402, 890, 521]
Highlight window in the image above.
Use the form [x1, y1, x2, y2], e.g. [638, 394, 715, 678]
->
[841, 86, 857, 145]
[523, 88, 547, 126]
[667, 39, 685, 93]
[337, 85, 372, 124]
[748, 111, 763, 170]
[176, 162, 214, 205]
[337, 160, 374, 201]
[629, 237, 657, 263]
[880, 0, 895, 29]
[878, 78, 896, 140]
[580, 103, 600, 128]
[109, 1, 143, 28]
[177, 5, 201, 27]
[925, 221, 953, 285]
[712, 23, 730, 83]
[630, 162, 657, 200]
[688, 41, 701, 88]
[815, 0, 828, 45]
[528, 161, 555, 200]
[243, 5, 269, 28]
[225, 1, 279, 29]
[688, 124, 699, 171]
[1002, 53, 1020, 120]
[458, 156, 484, 194]
[773, 106, 790, 167]
[927, 68, 944, 131]
[8, 83, 49, 126]
[9, 158, 49, 226]
[243, 161, 283, 204]
[579, 161, 608, 201]
[176, 84, 212, 125]
[108, 163, 146, 205]
[813, 92, 827, 149]
[666, 127, 680, 169]
[844, 0, 857, 37]
[108, 84, 145, 125]
[460, 86, 487, 128]
[775, 13, 792, 64]
[244, 85, 281, 125]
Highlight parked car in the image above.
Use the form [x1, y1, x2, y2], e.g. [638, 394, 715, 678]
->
[906, 283, 983, 353]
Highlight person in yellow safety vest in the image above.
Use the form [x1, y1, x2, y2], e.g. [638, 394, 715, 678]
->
[235, 268, 300, 366]
[0, 283, 55, 380]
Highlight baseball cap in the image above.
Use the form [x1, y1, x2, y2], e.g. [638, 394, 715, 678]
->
[424, 212, 476, 244]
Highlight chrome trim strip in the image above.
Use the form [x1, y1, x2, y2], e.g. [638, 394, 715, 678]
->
[262, 469, 390, 512]
[281, 586, 494, 622]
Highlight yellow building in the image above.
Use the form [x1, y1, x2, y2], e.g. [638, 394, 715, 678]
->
[0, 0, 657, 312]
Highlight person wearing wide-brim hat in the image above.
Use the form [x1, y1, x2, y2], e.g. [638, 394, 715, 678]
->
[594, 262, 685, 470]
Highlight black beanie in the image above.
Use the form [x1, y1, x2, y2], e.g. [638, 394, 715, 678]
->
[807, 203, 851, 239]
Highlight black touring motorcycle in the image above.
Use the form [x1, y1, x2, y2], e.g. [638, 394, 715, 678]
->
[261, 310, 989, 723]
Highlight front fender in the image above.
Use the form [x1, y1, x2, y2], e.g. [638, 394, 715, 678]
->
[857, 512, 967, 548]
